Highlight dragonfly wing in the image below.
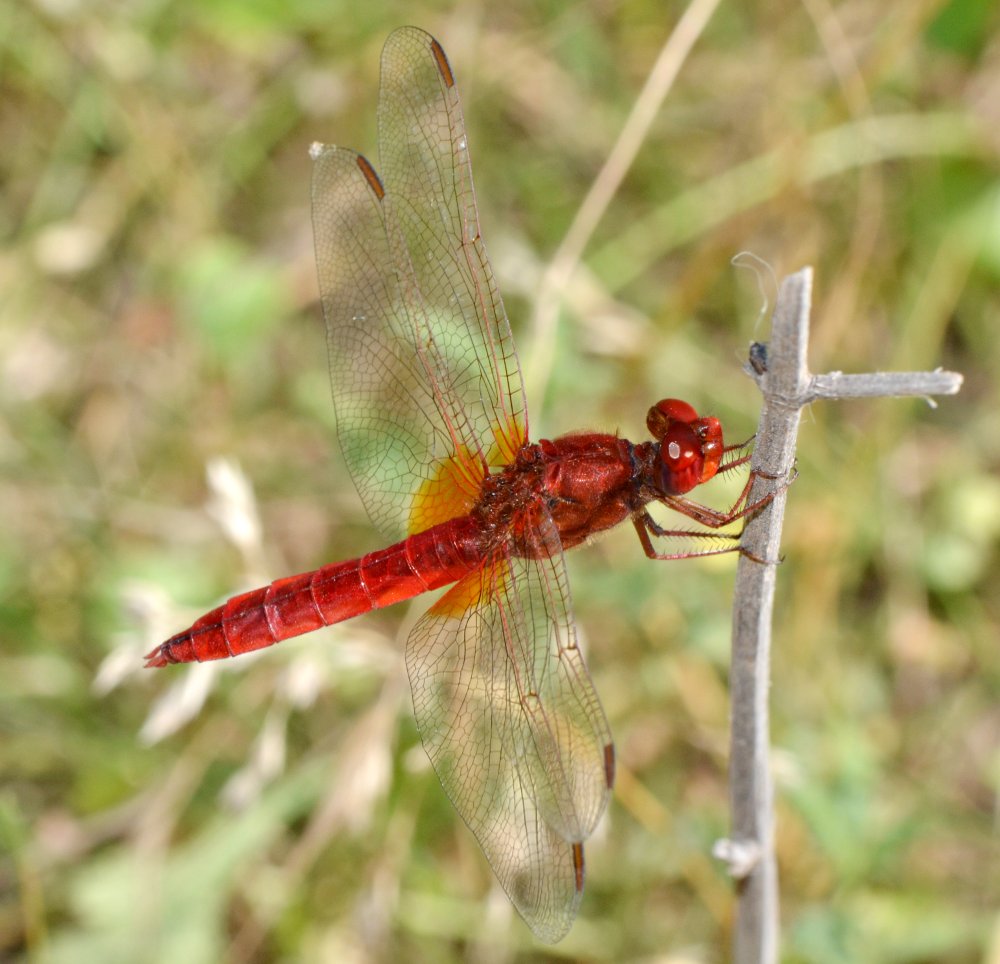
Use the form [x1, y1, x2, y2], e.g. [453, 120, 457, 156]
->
[405, 512, 614, 942]
[312, 146, 455, 540]
[312, 27, 526, 541]
[378, 27, 527, 472]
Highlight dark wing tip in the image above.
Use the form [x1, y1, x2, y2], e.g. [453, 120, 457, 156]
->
[572, 842, 585, 893]
[355, 154, 385, 199]
[429, 37, 455, 88]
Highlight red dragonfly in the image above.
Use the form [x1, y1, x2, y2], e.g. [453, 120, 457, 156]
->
[147, 27, 768, 943]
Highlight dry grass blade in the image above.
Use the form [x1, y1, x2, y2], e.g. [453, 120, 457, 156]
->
[527, 0, 723, 397]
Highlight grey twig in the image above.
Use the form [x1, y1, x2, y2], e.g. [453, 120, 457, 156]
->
[715, 266, 962, 964]
[804, 369, 962, 404]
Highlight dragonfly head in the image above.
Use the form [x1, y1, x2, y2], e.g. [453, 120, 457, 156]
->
[646, 398, 724, 495]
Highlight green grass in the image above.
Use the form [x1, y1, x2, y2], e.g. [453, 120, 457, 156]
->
[3, 1, 998, 961]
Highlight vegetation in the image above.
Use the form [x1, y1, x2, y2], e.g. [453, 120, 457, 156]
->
[2, 1, 998, 961]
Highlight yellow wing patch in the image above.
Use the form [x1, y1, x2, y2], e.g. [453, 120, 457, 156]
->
[488, 414, 527, 467]
[409, 445, 486, 535]
[408, 417, 526, 536]
[429, 555, 510, 618]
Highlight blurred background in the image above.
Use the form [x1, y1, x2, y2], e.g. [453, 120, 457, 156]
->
[2, 0, 998, 961]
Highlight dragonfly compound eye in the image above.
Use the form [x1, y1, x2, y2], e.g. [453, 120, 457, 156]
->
[657, 422, 703, 494]
[646, 398, 699, 440]
[654, 411, 725, 494]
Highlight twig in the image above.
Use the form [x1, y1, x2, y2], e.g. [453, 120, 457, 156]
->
[804, 369, 962, 404]
[715, 267, 962, 964]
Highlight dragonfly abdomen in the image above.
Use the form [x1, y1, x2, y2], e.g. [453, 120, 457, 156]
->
[144, 516, 485, 667]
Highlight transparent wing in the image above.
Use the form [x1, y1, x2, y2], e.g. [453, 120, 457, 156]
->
[311, 26, 526, 541]
[405, 511, 614, 942]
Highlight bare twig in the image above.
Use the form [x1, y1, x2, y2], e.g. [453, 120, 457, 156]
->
[803, 369, 962, 403]
[716, 267, 963, 964]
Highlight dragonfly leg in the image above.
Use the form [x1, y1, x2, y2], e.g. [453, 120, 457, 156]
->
[633, 465, 795, 561]
[718, 435, 755, 474]
[632, 512, 743, 561]
[660, 466, 795, 529]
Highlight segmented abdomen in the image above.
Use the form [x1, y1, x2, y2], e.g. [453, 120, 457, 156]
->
[145, 516, 485, 667]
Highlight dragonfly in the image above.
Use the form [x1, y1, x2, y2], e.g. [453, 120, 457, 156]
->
[147, 26, 772, 943]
